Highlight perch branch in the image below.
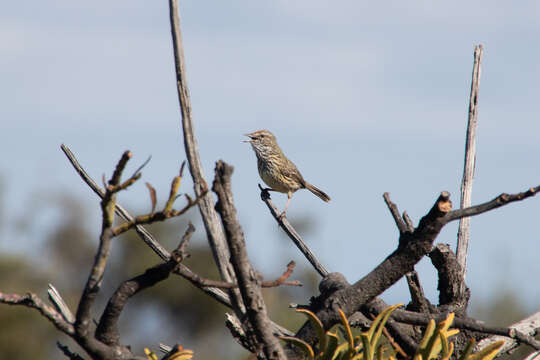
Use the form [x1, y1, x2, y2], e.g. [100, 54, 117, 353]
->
[259, 185, 329, 277]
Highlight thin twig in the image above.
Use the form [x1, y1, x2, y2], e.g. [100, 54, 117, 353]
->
[456, 44, 483, 295]
[476, 311, 540, 354]
[259, 185, 329, 277]
[262, 261, 302, 288]
[444, 185, 540, 222]
[61, 144, 234, 308]
[388, 309, 540, 350]
[75, 152, 130, 338]
[383, 193, 408, 233]
[61, 144, 170, 261]
[0, 292, 75, 335]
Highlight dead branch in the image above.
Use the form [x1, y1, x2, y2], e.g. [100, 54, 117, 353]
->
[61, 144, 233, 308]
[214, 161, 287, 360]
[95, 260, 178, 346]
[74, 151, 132, 342]
[262, 261, 302, 288]
[259, 185, 329, 277]
[0, 292, 74, 336]
[168, 0, 242, 303]
[293, 188, 540, 353]
[476, 311, 540, 354]
[445, 186, 540, 222]
[456, 45, 483, 295]
[383, 192, 408, 234]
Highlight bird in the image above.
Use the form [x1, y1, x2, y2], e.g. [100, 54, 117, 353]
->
[244, 129, 330, 218]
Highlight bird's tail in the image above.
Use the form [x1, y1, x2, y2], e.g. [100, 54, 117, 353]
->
[305, 183, 331, 202]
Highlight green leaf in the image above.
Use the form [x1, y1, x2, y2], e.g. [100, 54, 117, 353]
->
[297, 308, 327, 354]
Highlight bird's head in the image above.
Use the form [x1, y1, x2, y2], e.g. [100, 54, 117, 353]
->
[244, 129, 278, 154]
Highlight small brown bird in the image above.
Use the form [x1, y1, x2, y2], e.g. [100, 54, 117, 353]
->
[244, 129, 330, 218]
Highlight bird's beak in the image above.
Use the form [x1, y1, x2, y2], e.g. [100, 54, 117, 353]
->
[243, 133, 254, 143]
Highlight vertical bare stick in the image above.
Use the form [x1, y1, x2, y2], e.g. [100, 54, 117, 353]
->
[456, 45, 483, 290]
[168, 0, 245, 314]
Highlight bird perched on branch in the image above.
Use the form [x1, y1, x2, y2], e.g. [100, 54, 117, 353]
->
[244, 129, 330, 218]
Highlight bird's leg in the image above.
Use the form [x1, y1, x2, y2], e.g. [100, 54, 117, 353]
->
[278, 192, 293, 220]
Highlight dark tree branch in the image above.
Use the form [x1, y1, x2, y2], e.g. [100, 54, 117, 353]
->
[259, 185, 329, 277]
[0, 292, 74, 336]
[444, 185, 540, 222]
[214, 161, 286, 360]
[429, 243, 469, 312]
[96, 261, 177, 346]
[294, 192, 453, 348]
[383, 192, 408, 234]
[57, 342, 86, 360]
[405, 270, 431, 313]
[402, 211, 415, 232]
[388, 309, 540, 350]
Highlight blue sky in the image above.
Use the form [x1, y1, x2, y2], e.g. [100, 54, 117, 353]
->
[2, 1, 539, 315]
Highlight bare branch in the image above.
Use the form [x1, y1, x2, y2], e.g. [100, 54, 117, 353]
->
[259, 185, 329, 277]
[214, 161, 286, 360]
[383, 192, 408, 233]
[61, 144, 171, 261]
[262, 261, 302, 288]
[456, 44, 483, 295]
[445, 185, 540, 222]
[405, 271, 431, 313]
[428, 243, 469, 311]
[476, 311, 540, 354]
[111, 191, 206, 237]
[95, 261, 177, 346]
[402, 211, 415, 232]
[62, 144, 235, 311]
[75, 151, 131, 339]
[389, 309, 540, 350]
[168, 0, 240, 293]
[0, 292, 74, 336]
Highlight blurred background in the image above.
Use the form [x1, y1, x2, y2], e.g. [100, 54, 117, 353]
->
[1, 1, 539, 359]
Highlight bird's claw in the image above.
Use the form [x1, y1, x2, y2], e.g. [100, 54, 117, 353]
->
[277, 211, 287, 221]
